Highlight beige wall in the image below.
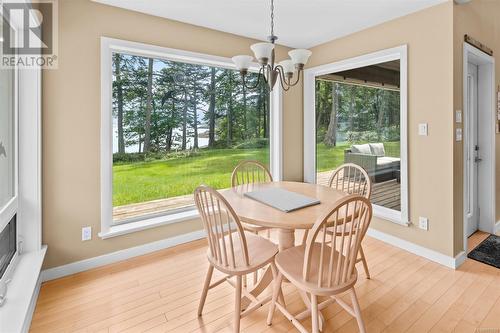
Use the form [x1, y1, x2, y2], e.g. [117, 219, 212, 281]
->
[308, 2, 456, 256]
[453, 0, 500, 254]
[42, 0, 301, 268]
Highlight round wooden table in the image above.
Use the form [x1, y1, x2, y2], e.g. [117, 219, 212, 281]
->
[220, 181, 348, 324]
[220, 181, 347, 251]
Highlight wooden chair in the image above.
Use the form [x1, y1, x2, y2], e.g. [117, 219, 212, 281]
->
[326, 163, 372, 279]
[231, 160, 274, 239]
[194, 185, 279, 333]
[267, 195, 373, 333]
[231, 160, 274, 285]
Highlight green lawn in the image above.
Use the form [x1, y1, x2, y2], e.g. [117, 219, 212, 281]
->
[113, 148, 269, 206]
[113, 141, 400, 206]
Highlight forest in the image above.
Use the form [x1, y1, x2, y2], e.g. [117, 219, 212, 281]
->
[112, 53, 270, 158]
[111, 52, 401, 209]
[315, 79, 400, 147]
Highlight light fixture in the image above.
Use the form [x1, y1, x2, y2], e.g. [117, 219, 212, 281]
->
[232, 0, 312, 91]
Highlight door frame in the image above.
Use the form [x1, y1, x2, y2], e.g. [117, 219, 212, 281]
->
[303, 45, 409, 226]
[462, 42, 496, 252]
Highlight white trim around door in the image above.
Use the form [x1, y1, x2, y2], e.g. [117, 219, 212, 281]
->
[303, 45, 409, 226]
[462, 42, 496, 252]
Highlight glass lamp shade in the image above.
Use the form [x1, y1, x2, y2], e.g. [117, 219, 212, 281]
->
[288, 49, 312, 65]
[232, 55, 253, 71]
[250, 42, 274, 62]
[279, 59, 295, 74]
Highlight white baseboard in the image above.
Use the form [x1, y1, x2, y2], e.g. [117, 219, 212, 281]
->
[495, 220, 500, 235]
[41, 229, 206, 282]
[366, 228, 465, 269]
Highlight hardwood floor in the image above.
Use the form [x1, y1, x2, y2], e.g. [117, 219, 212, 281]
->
[31, 231, 500, 333]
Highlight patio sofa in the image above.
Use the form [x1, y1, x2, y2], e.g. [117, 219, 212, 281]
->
[344, 143, 400, 183]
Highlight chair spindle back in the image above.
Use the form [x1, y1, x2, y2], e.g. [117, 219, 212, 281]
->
[328, 163, 372, 199]
[194, 185, 249, 270]
[303, 195, 372, 288]
[231, 160, 273, 187]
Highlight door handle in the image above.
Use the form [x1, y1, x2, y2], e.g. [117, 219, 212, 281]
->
[475, 157, 482, 163]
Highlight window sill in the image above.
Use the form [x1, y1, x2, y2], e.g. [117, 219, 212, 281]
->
[99, 209, 199, 239]
[0, 246, 47, 333]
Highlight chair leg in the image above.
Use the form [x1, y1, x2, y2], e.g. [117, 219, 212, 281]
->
[350, 288, 366, 333]
[311, 294, 319, 333]
[359, 246, 370, 279]
[267, 272, 283, 325]
[234, 275, 242, 333]
[270, 262, 285, 306]
[198, 264, 214, 316]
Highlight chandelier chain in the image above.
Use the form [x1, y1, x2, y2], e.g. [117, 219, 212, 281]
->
[270, 0, 274, 39]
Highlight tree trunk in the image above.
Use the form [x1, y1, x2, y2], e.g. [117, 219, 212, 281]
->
[263, 85, 268, 138]
[324, 83, 339, 146]
[242, 82, 247, 139]
[144, 58, 154, 153]
[227, 71, 234, 146]
[256, 85, 262, 137]
[192, 83, 199, 149]
[315, 81, 323, 130]
[348, 85, 356, 131]
[208, 67, 216, 148]
[113, 54, 125, 153]
[182, 88, 188, 150]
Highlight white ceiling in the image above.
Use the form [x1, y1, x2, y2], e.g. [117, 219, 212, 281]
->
[94, 0, 448, 49]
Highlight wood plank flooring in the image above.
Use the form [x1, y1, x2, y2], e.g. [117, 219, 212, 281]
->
[31, 231, 500, 333]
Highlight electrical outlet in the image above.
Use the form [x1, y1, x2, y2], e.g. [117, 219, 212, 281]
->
[418, 217, 428, 231]
[82, 226, 92, 241]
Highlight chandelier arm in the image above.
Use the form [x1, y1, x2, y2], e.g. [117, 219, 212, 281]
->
[287, 67, 302, 87]
[242, 66, 264, 90]
[276, 66, 291, 91]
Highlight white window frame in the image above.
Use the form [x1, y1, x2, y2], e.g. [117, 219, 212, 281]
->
[99, 37, 282, 239]
[303, 45, 409, 226]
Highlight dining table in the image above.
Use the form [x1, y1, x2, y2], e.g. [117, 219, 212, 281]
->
[220, 180, 348, 327]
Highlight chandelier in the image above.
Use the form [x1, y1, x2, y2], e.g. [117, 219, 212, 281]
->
[231, 0, 312, 91]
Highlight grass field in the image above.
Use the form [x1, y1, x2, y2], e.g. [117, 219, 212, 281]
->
[113, 142, 400, 206]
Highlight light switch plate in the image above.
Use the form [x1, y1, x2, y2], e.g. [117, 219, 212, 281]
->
[418, 217, 429, 231]
[82, 226, 92, 241]
[456, 110, 462, 123]
[456, 128, 463, 141]
[418, 123, 428, 136]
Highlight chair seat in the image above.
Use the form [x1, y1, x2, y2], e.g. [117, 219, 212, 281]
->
[275, 243, 357, 296]
[242, 222, 270, 233]
[208, 231, 278, 275]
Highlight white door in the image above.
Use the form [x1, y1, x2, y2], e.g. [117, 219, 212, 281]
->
[465, 62, 479, 237]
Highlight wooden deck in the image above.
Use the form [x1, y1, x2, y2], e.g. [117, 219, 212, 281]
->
[317, 170, 401, 211]
[30, 231, 500, 332]
[115, 173, 401, 222]
[113, 194, 195, 223]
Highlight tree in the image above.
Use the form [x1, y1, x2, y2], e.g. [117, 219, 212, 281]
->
[207, 67, 216, 148]
[143, 57, 154, 152]
[324, 82, 339, 146]
[113, 54, 126, 153]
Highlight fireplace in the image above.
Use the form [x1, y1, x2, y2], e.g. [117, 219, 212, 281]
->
[0, 215, 16, 280]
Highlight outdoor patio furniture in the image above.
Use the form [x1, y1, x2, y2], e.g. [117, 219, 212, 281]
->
[344, 143, 400, 183]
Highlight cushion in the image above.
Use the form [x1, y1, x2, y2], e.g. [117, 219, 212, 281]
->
[351, 144, 371, 155]
[377, 156, 400, 168]
[369, 143, 385, 157]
